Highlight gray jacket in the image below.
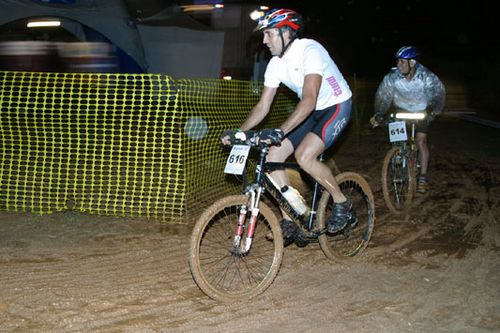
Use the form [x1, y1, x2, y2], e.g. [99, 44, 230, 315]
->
[374, 63, 445, 117]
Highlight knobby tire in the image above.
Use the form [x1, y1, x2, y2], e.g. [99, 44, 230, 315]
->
[317, 172, 375, 260]
[381, 146, 416, 214]
[189, 195, 283, 303]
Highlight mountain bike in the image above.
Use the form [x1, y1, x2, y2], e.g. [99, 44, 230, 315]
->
[188, 131, 375, 302]
[378, 111, 426, 214]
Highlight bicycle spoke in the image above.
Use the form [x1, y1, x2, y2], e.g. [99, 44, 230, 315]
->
[318, 172, 375, 260]
[382, 147, 415, 213]
[189, 195, 282, 302]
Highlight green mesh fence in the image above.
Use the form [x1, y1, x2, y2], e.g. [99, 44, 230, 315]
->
[0, 71, 297, 222]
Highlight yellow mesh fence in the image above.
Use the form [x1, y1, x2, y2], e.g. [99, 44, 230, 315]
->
[0, 71, 297, 222]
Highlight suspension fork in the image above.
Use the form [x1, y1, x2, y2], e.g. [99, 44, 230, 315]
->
[233, 184, 263, 253]
[410, 122, 417, 151]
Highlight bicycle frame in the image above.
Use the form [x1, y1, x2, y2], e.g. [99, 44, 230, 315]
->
[263, 161, 323, 232]
[234, 144, 326, 253]
[391, 111, 425, 167]
[391, 111, 425, 147]
[381, 111, 425, 213]
[189, 132, 375, 302]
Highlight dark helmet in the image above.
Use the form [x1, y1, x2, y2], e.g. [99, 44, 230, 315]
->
[395, 46, 420, 59]
[254, 8, 303, 32]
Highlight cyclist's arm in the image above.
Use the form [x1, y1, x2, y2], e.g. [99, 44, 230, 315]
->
[374, 74, 394, 118]
[240, 86, 277, 131]
[425, 74, 446, 117]
[279, 73, 321, 134]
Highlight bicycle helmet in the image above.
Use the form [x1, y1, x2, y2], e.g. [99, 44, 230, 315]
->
[395, 46, 420, 59]
[254, 8, 303, 32]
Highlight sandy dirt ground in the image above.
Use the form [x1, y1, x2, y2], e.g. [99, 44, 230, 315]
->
[0, 115, 499, 333]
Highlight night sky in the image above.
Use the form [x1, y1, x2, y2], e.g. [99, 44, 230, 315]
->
[2, 1, 497, 88]
[272, 1, 496, 77]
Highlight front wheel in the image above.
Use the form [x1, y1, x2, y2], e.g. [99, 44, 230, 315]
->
[317, 172, 375, 260]
[189, 195, 283, 302]
[381, 146, 417, 214]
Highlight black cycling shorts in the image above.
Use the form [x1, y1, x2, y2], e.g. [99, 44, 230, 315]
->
[286, 98, 352, 150]
[393, 108, 431, 134]
[415, 118, 431, 134]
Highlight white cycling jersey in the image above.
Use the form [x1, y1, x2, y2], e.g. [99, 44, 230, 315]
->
[375, 63, 446, 115]
[264, 38, 352, 111]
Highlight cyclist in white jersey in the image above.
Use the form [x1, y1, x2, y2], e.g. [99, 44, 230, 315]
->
[221, 8, 353, 243]
[371, 46, 446, 193]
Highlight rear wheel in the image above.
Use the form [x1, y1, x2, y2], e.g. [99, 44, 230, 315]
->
[189, 195, 283, 302]
[317, 172, 375, 260]
[381, 146, 416, 214]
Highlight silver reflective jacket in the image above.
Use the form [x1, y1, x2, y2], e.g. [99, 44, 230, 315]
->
[374, 63, 445, 116]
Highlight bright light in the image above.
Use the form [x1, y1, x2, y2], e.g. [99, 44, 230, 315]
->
[222, 76, 232, 80]
[181, 4, 223, 12]
[27, 20, 61, 28]
[395, 112, 426, 120]
[249, 10, 264, 21]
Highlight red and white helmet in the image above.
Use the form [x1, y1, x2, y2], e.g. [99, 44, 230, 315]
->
[254, 8, 303, 32]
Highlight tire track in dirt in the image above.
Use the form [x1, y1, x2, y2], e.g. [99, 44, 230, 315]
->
[0, 219, 201, 332]
[1, 118, 499, 333]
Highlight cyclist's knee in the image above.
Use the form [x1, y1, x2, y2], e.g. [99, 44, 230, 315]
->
[293, 150, 306, 166]
[294, 140, 323, 167]
[416, 134, 427, 146]
[294, 151, 317, 172]
[267, 144, 292, 162]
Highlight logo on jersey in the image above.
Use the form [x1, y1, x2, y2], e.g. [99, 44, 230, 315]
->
[326, 76, 343, 96]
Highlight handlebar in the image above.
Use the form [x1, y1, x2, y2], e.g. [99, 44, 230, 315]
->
[223, 130, 282, 149]
[371, 111, 427, 128]
[393, 111, 426, 121]
[229, 130, 259, 146]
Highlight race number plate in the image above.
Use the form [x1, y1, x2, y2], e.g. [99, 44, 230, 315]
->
[224, 145, 250, 175]
[388, 121, 408, 142]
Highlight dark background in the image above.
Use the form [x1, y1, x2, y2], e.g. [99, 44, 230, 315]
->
[272, 1, 494, 78]
[1, 1, 498, 116]
[3, 0, 497, 78]
[124, 1, 497, 76]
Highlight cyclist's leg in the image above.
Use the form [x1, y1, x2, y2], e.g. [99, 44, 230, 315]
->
[416, 131, 429, 193]
[294, 134, 346, 203]
[298, 99, 351, 201]
[265, 140, 298, 242]
[415, 119, 430, 192]
[272, 112, 318, 223]
[295, 134, 350, 232]
[295, 100, 352, 232]
[416, 132, 429, 175]
[266, 139, 294, 190]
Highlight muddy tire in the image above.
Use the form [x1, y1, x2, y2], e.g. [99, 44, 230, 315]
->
[317, 172, 375, 260]
[189, 195, 283, 302]
[381, 146, 417, 214]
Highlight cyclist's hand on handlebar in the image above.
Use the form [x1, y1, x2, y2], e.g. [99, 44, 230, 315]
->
[369, 114, 384, 128]
[220, 129, 235, 145]
[220, 129, 258, 145]
[426, 111, 436, 123]
[258, 128, 285, 145]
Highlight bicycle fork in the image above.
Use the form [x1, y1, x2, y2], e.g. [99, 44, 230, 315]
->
[233, 184, 263, 254]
